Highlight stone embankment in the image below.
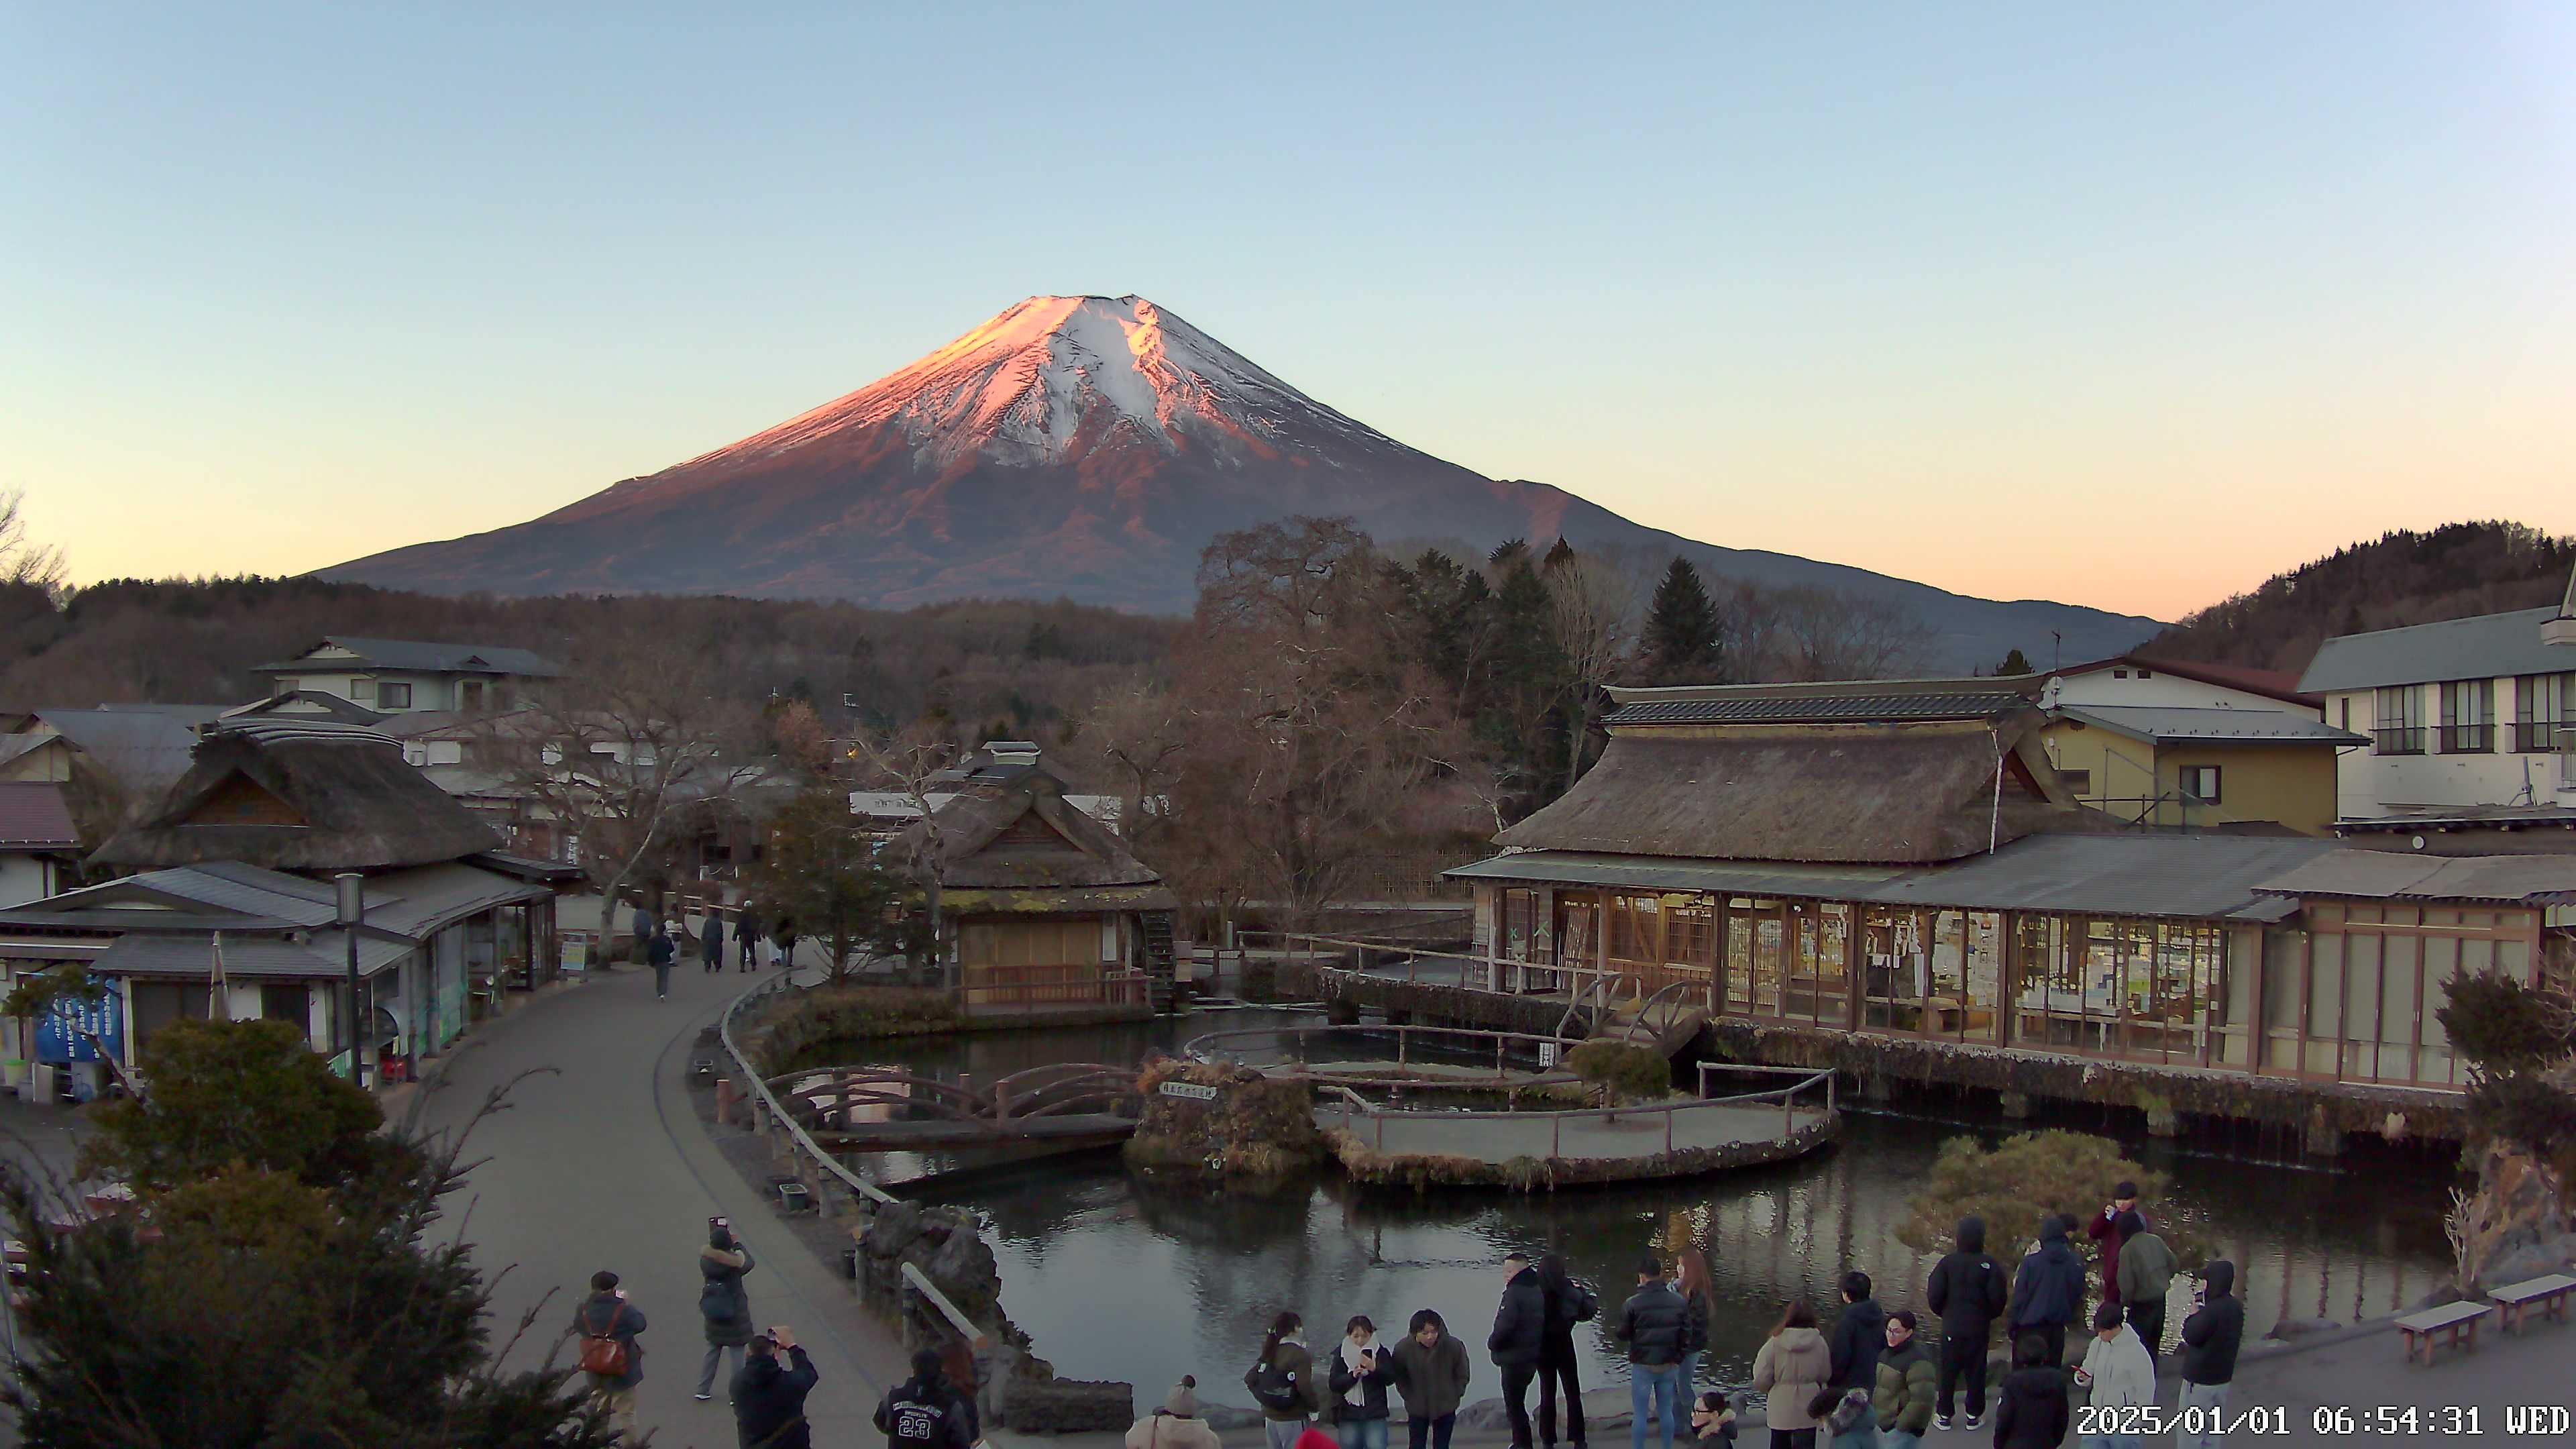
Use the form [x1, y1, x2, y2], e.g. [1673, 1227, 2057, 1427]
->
[1123, 1056, 1328, 1185]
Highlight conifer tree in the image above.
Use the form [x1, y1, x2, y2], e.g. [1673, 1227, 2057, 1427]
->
[1642, 557, 1723, 684]
[1993, 646, 2035, 676]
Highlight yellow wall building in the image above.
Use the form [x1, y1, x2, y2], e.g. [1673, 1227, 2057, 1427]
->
[2039, 707, 2359, 835]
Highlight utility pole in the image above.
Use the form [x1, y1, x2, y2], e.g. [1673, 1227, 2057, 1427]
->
[335, 873, 368, 1090]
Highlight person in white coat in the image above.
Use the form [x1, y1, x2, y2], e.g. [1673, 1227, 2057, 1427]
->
[2073, 1301, 2155, 1449]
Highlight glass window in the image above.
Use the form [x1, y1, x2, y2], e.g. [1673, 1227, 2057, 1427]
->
[2373, 685, 2424, 755]
[2439, 680, 2494, 753]
[2179, 765, 2221, 804]
[2514, 672, 2576, 751]
[377, 680, 413, 709]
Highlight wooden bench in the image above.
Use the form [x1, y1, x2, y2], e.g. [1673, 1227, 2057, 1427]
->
[2395, 1300, 2494, 1365]
[2489, 1273, 2576, 1334]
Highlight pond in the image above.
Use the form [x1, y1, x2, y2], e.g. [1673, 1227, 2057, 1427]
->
[812, 1009, 2463, 1405]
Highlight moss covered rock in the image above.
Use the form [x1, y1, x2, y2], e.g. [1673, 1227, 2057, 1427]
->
[1124, 1057, 1326, 1186]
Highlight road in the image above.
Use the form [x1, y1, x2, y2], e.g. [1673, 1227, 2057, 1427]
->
[410, 947, 910, 1448]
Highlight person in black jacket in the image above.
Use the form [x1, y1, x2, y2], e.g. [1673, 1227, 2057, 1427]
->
[1988, 1334, 2069, 1449]
[2004, 1218, 2086, 1371]
[1617, 1257, 1690, 1449]
[1490, 1253, 1548, 1449]
[876, 1346, 976, 1449]
[2176, 1260, 2243, 1449]
[1924, 1216, 2009, 1431]
[1328, 1315, 1393, 1449]
[736, 904, 763, 971]
[1825, 1272, 1884, 1449]
[733, 1327, 820, 1449]
[1534, 1253, 1596, 1449]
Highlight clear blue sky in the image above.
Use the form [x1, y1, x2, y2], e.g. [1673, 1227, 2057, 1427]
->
[5, 3, 2571, 618]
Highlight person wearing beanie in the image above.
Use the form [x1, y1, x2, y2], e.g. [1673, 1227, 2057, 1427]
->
[2085, 1183, 2150, 1309]
[1128, 1375, 1223, 1449]
[876, 1346, 975, 1449]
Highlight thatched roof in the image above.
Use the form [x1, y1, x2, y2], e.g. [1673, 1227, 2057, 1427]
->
[91, 720, 502, 871]
[901, 771, 1162, 894]
[1497, 716, 2085, 865]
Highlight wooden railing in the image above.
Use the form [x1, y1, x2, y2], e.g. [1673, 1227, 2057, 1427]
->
[716, 972, 897, 1210]
[1317, 1061, 1836, 1158]
[1185, 1021, 1590, 1085]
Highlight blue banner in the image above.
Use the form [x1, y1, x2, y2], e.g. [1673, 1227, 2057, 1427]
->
[34, 990, 121, 1066]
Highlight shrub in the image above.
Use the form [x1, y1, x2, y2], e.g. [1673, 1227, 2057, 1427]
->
[1895, 1130, 2166, 1266]
[1564, 1041, 1674, 1103]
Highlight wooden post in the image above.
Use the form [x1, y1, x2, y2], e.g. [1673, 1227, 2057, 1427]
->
[1782, 1084, 1794, 1140]
[1664, 1106, 1674, 1155]
[1552, 1113, 1562, 1158]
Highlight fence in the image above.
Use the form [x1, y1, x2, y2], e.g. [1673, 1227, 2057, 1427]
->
[1185, 1020, 1591, 1084]
[957, 964, 1148, 1012]
[1319, 1060, 1836, 1159]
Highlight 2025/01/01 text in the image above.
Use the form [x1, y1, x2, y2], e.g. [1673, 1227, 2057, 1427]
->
[2076, 1405, 2292, 1438]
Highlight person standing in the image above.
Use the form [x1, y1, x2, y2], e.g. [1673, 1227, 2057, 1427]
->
[1250, 1311, 1325, 1449]
[737, 904, 763, 971]
[877, 1346, 976, 1449]
[570, 1269, 647, 1441]
[1674, 1247, 1715, 1393]
[649, 924, 677, 1000]
[1748, 1301, 1830, 1449]
[1688, 1391, 1742, 1449]
[1488, 1254, 1548, 1449]
[631, 901, 653, 967]
[1925, 1215, 2008, 1431]
[1988, 1335, 2070, 1449]
[1615, 1256, 1690, 1449]
[1328, 1315, 1393, 1449]
[2174, 1262, 2243, 1449]
[733, 1326, 819, 1449]
[2113, 1213, 2177, 1368]
[2085, 1185, 2149, 1310]
[1130, 1376, 1224, 1449]
[2006, 1218, 2087, 1371]
[697, 1222, 757, 1401]
[2074, 1303, 2153, 1449]
[1534, 1254, 1596, 1449]
[702, 912, 727, 973]
[1385, 1309, 1470, 1449]
[1823, 1273, 1884, 1449]
[1870, 1311, 1937, 1449]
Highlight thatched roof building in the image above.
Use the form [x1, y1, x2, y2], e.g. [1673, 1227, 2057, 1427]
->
[91, 718, 501, 872]
[902, 763, 1173, 914]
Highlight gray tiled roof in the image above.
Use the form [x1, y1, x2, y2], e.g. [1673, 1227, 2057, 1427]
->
[2252, 850, 2576, 906]
[2299, 606, 2576, 693]
[1607, 692, 2031, 727]
[255, 637, 561, 678]
[2053, 705, 2367, 745]
[95, 930, 409, 980]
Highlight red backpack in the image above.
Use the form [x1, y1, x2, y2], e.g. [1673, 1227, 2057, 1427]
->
[578, 1302, 631, 1379]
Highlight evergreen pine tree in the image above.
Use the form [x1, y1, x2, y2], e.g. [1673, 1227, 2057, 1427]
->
[1993, 646, 2035, 676]
[1642, 557, 1722, 684]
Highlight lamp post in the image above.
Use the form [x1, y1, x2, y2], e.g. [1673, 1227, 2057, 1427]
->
[335, 872, 367, 1090]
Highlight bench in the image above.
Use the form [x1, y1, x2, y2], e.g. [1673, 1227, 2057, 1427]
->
[2395, 1300, 2493, 1365]
[2489, 1273, 2576, 1334]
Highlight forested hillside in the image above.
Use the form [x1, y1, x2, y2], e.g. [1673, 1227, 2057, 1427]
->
[2144, 522, 2574, 675]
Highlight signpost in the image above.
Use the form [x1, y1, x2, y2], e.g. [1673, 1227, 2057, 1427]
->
[1158, 1080, 1220, 1101]
[1538, 1041, 1559, 1069]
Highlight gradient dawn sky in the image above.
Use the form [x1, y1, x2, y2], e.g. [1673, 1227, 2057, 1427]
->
[6, 3, 2573, 621]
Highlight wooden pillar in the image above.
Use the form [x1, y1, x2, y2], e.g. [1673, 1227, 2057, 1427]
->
[1712, 898, 1733, 1018]
[1843, 903, 1863, 1030]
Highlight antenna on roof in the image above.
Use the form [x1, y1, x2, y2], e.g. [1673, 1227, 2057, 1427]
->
[2051, 631, 2062, 672]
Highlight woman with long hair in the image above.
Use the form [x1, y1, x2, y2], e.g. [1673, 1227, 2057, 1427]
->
[1247, 1310, 1321, 1449]
[1534, 1254, 1595, 1449]
[1750, 1301, 1830, 1449]
[1673, 1248, 1715, 1393]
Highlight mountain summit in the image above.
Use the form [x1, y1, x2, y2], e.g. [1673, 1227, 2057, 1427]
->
[324, 294, 2159, 665]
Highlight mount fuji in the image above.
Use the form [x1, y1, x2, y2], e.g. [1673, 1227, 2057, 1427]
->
[323, 294, 2159, 665]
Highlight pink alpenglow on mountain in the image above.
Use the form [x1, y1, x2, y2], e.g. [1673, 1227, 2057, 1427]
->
[323, 294, 2158, 665]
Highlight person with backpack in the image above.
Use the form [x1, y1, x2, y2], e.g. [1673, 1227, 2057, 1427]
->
[2006, 1218, 2087, 1371]
[1674, 1247, 1716, 1392]
[1748, 1300, 1830, 1449]
[696, 1221, 758, 1400]
[1823, 1272, 1884, 1449]
[733, 1326, 819, 1449]
[1989, 1334, 2070, 1449]
[1489, 1253, 1548, 1449]
[570, 1269, 647, 1440]
[1534, 1252, 1597, 1449]
[1328, 1314, 1393, 1449]
[1385, 1309, 1471, 1449]
[2176, 1261, 2243, 1449]
[876, 1346, 977, 1449]
[2114, 1213, 2178, 1370]
[1130, 1376, 1224, 1449]
[1870, 1311, 1937, 1449]
[1615, 1256, 1690, 1449]
[1925, 1215, 2009, 1431]
[1250, 1310, 1324, 1449]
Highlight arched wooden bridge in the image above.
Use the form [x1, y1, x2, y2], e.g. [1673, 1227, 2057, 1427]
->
[767, 1063, 1144, 1150]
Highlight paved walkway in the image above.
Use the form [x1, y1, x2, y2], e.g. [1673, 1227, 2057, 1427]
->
[409, 937, 910, 1448]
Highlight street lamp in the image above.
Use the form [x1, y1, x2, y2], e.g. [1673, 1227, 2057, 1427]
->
[334, 872, 367, 1090]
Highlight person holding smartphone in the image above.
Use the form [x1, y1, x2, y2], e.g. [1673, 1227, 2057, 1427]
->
[697, 1218, 758, 1401]
[733, 1324, 819, 1449]
[1328, 1315, 1392, 1449]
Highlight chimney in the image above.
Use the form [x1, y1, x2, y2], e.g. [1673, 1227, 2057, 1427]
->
[2545, 558, 2576, 647]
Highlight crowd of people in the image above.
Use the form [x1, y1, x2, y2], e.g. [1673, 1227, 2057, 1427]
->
[633, 901, 791, 1000]
[1144, 1180, 2247, 1449]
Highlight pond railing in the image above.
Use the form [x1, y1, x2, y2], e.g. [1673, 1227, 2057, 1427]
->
[716, 971, 898, 1210]
[1319, 1060, 1837, 1159]
[1185, 1020, 1592, 1086]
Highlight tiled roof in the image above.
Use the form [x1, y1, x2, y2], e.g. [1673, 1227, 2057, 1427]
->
[0, 782, 78, 849]
[2299, 607, 2575, 693]
[2052, 705, 2367, 745]
[255, 637, 561, 678]
[2253, 850, 2576, 906]
[1607, 692, 2031, 727]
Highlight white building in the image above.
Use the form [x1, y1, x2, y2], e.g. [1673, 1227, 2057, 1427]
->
[2298, 564, 2576, 847]
[251, 637, 560, 714]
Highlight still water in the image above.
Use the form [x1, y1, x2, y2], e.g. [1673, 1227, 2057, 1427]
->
[817, 1010, 2461, 1403]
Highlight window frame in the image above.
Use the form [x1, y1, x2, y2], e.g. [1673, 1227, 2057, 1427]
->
[376, 680, 415, 710]
[2373, 685, 2424, 755]
[2178, 764, 2222, 805]
[2438, 680, 2494, 755]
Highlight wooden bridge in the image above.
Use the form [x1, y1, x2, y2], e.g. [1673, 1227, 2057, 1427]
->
[769, 1063, 1144, 1152]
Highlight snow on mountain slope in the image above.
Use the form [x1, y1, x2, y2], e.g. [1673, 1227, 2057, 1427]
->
[322, 293, 2161, 667]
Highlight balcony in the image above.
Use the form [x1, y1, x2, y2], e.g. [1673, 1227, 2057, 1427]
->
[2437, 724, 2493, 755]
[2373, 727, 2426, 756]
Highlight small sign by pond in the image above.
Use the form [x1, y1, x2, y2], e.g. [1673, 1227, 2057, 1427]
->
[1159, 1081, 1220, 1101]
[1538, 1042, 1558, 1068]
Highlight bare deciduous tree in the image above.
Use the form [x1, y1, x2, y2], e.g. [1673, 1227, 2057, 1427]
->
[851, 726, 962, 979]
[1544, 553, 1639, 790]
[1064, 676, 1186, 853]
[1, 488, 68, 600]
